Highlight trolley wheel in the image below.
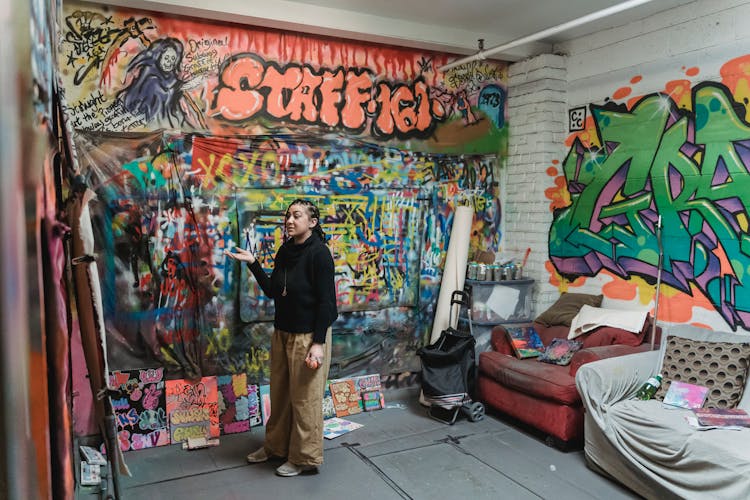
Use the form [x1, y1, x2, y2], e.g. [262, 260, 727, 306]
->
[467, 401, 485, 422]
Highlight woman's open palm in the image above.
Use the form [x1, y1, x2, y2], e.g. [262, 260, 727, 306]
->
[224, 247, 256, 264]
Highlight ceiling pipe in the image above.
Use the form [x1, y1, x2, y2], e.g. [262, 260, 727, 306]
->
[438, 0, 656, 72]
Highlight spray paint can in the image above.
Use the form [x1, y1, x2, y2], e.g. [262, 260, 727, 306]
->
[492, 264, 502, 281]
[467, 262, 478, 280]
[477, 263, 487, 281]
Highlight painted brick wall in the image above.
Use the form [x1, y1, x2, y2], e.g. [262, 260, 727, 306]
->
[505, 0, 750, 318]
[557, 0, 750, 108]
[515, 0, 750, 330]
[504, 54, 567, 315]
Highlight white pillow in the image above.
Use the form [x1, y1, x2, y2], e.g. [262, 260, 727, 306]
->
[568, 304, 648, 340]
[657, 324, 750, 409]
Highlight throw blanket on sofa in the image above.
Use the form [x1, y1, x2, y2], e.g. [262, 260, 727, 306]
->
[569, 305, 647, 339]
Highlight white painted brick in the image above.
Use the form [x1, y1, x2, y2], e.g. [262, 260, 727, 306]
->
[508, 90, 566, 106]
[667, 9, 737, 56]
[534, 122, 565, 134]
[509, 71, 566, 87]
[733, 3, 750, 39]
[510, 122, 537, 136]
[509, 54, 566, 76]
[522, 112, 564, 126]
[533, 3, 750, 318]
[506, 51, 567, 314]
[555, 0, 734, 58]
[529, 53, 566, 70]
[509, 101, 565, 113]
[508, 101, 565, 116]
[515, 69, 567, 84]
[518, 151, 555, 165]
[558, 0, 750, 84]
[510, 79, 568, 97]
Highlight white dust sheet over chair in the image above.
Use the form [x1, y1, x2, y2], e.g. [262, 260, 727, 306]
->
[576, 350, 750, 499]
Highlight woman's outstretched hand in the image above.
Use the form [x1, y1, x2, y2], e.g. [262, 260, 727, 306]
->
[224, 247, 256, 264]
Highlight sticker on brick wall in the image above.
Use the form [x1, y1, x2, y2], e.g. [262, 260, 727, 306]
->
[568, 107, 586, 132]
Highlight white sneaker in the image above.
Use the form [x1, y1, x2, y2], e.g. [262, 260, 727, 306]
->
[246, 447, 269, 463]
[275, 461, 318, 477]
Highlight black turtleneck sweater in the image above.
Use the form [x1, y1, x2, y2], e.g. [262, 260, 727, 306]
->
[248, 235, 338, 344]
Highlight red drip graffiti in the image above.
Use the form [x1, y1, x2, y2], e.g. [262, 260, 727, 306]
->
[210, 54, 446, 139]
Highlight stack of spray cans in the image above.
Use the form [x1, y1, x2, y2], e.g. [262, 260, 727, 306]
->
[467, 261, 523, 281]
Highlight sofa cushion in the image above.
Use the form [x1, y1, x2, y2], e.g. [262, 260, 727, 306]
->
[534, 320, 650, 348]
[580, 318, 651, 347]
[532, 322, 568, 345]
[534, 292, 603, 327]
[655, 335, 750, 408]
[657, 325, 750, 410]
[479, 351, 580, 405]
[568, 344, 652, 377]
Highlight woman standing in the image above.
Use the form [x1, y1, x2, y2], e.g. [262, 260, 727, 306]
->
[224, 199, 338, 477]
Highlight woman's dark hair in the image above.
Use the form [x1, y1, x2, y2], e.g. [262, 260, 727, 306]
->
[287, 198, 327, 243]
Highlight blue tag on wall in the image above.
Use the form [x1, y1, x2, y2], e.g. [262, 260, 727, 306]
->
[478, 84, 506, 129]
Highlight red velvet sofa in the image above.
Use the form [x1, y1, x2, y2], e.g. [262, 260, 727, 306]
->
[477, 319, 658, 447]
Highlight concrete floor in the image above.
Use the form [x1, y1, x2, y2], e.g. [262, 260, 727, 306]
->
[77, 392, 638, 500]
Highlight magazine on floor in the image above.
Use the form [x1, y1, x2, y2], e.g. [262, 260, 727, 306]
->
[323, 417, 364, 439]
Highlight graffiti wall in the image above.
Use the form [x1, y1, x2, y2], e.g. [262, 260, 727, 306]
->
[60, 3, 506, 382]
[548, 55, 750, 332]
[60, 2, 507, 154]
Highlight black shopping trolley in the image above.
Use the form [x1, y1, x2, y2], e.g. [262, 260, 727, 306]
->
[417, 290, 485, 425]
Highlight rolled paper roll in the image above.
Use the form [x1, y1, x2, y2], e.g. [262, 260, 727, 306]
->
[430, 205, 473, 343]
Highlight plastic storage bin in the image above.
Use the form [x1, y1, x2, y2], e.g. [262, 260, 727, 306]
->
[464, 278, 534, 325]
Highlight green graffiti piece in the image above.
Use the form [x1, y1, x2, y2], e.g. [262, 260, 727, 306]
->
[593, 96, 670, 194]
[122, 159, 167, 190]
[695, 86, 750, 142]
[732, 257, 746, 281]
[551, 96, 670, 269]
[692, 239, 710, 277]
[650, 115, 696, 271]
[552, 83, 750, 329]
[706, 275, 720, 304]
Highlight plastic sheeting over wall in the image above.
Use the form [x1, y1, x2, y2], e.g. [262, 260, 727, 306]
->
[74, 131, 500, 382]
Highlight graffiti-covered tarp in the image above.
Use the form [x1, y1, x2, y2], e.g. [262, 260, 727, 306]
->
[75, 131, 500, 381]
[60, 2, 507, 155]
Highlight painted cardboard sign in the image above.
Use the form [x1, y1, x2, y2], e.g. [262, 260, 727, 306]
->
[109, 368, 169, 451]
[165, 377, 219, 443]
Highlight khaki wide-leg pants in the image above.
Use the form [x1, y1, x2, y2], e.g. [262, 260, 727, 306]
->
[264, 328, 331, 466]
